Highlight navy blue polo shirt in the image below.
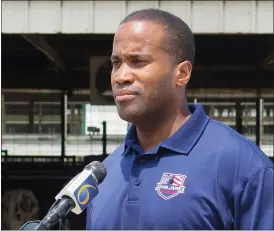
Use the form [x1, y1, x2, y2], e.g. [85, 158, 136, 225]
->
[86, 104, 273, 230]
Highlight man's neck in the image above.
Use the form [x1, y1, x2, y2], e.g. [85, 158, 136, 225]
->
[135, 105, 191, 152]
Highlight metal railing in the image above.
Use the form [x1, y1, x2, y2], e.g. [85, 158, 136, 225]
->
[1, 89, 274, 158]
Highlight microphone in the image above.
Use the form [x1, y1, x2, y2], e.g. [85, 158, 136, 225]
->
[55, 161, 106, 214]
[20, 221, 41, 230]
[21, 161, 107, 230]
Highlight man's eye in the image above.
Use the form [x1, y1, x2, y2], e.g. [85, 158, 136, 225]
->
[132, 59, 144, 64]
[112, 61, 120, 66]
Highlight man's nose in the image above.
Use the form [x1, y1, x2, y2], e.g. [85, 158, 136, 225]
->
[114, 64, 135, 85]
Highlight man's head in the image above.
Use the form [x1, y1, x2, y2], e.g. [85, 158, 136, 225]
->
[111, 8, 195, 124]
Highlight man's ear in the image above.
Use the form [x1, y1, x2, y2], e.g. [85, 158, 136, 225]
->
[175, 61, 192, 87]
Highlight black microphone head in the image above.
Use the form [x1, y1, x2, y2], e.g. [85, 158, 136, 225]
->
[85, 161, 107, 184]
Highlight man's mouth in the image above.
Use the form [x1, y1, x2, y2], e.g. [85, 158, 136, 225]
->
[113, 89, 138, 102]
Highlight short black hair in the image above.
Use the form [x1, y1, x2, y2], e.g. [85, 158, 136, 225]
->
[120, 8, 195, 65]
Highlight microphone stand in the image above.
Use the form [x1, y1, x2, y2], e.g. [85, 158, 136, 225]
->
[35, 197, 75, 230]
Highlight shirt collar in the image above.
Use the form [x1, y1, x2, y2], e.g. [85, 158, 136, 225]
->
[122, 103, 210, 156]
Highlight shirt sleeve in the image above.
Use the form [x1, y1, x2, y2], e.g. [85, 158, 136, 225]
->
[233, 167, 274, 230]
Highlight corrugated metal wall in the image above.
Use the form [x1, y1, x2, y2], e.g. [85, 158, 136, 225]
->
[2, 0, 273, 34]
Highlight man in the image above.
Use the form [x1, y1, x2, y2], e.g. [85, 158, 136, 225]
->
[86, 8, 273, 230]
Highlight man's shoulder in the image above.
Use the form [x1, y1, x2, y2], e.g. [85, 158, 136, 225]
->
[206, 119, 273, 171]
[102, 142, 125, 167]
[206, 119, 273, 200]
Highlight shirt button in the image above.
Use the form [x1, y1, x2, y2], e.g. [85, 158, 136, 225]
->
[139, 158, 145, 164]
[135, 178, 141, 186]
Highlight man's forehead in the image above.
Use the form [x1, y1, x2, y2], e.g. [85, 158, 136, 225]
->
[112, 40, 152, 54]
[114, 21, 165, 43]
[113, 21, 167, 53]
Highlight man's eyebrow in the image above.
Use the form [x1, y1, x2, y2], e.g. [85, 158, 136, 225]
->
[128, 53, 152, 58]
[110, 54, 119, 61]
[111, 53, 152, 60]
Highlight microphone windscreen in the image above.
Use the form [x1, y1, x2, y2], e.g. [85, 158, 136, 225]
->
[20, 220, 40, 230]
[85, 161, 107, 184]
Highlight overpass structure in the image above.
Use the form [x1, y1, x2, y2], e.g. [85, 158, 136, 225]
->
[2, 1, 273, 34]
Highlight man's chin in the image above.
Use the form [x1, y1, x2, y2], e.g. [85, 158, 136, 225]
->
[116, 106, 141, 123]
[117, 112, 136, 123]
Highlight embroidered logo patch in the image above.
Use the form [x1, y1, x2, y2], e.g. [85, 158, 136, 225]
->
[155, 173, 186, 200]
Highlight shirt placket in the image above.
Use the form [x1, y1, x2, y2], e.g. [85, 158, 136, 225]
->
[122, 152, 144, 229]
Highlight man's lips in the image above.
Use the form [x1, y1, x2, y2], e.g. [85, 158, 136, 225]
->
[113, 89, 138, 102]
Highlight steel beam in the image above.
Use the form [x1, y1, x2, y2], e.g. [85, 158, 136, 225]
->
[21, 34, 65, 70]
[2, 69, 274, 89]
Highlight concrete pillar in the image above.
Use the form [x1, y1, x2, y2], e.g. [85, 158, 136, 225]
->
[28, 100, 34, 133]
[38, 103, 42, 134]
[70, 103, 75, 134]
[256, 97, 264, 147]
[235, 101, 243, 134]
[1, 93, 6, 134]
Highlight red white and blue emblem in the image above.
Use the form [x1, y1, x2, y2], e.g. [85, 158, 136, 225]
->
[155, 173, 187, 200]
